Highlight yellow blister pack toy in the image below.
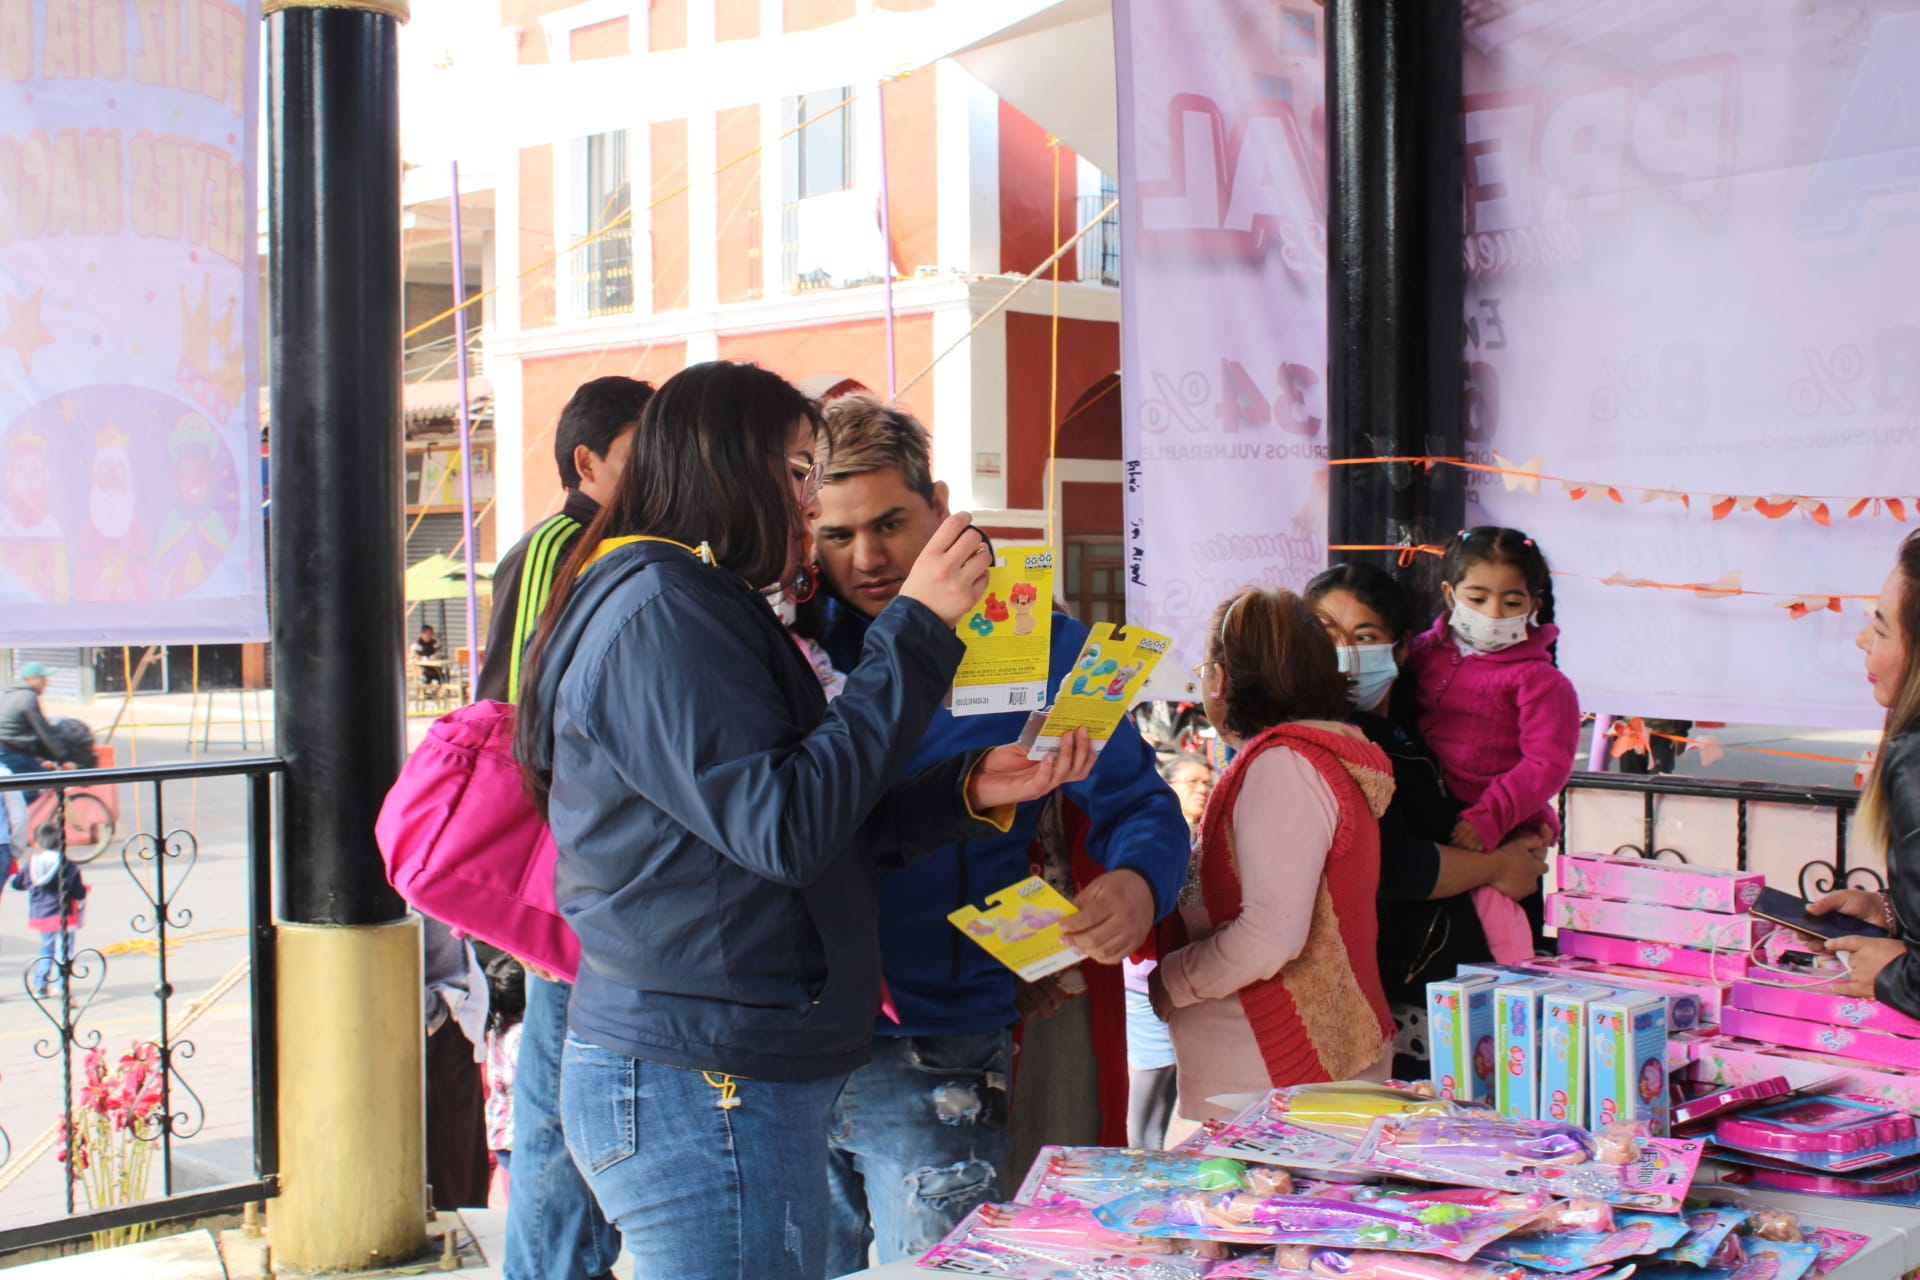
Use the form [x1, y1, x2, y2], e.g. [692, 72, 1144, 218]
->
[1023, 623, 1172, 759]
[947, 876, 1083, 981]
[950, 546, 1055, 717]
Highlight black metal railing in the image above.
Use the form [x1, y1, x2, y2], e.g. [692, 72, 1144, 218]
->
[1076, 192, 1121, 287]
[0, 758, 281, 1254]
[1557, 769, 1867, 899]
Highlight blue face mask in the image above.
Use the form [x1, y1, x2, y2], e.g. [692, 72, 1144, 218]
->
[1337, 643, 1399, 711]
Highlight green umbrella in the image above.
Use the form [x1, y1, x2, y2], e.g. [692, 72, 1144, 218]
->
[403, 553, 495, 603]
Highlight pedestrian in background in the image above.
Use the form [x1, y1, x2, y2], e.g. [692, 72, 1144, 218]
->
[13, 821, 85, 1000]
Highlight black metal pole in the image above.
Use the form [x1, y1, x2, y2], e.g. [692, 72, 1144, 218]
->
[1325, 0, 1466, 591]
[268, 2, 407, 926]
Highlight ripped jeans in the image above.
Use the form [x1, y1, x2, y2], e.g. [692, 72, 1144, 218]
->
[560, 1037, 846, 1280]
[825, 1029, 1013, 1276]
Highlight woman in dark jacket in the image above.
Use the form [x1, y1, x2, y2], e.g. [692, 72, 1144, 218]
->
[1304, 564, 1550, 1073]
[515, 362, 1091, 1280]
[1813, 530, 1920, 1014]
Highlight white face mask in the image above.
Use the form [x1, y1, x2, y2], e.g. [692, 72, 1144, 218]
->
[1449, 599, 1531, 653]
[1336, 644, 1399, 710]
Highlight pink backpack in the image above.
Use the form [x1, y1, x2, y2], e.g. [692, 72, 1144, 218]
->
[375, 701, 579, 981]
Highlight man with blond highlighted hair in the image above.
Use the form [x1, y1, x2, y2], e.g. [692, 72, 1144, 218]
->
[810, 393, 1189, 1274]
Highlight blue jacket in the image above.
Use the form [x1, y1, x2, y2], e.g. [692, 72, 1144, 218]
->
[521, 540, 1012, 1082]
[824, 604, 1190, 1036]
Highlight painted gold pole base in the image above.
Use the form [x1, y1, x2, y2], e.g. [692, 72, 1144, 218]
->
[271, 917, 427, 1272]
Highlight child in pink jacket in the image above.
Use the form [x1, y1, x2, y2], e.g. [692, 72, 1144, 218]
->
[1406, 527, 1580, 963]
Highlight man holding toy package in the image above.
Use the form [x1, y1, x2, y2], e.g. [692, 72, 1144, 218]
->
[811, 392, 1188, 1274]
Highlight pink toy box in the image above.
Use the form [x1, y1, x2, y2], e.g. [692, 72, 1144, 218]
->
[1589, 992, 1671, 1135]
[1558, 851, 1765, 914]
[1547, 893, 1772, 952]
[1721, 1007, 1920, 1073]
[1687, 1036, 1920, 1115]
[1730, 981, 1920, 1041]
[1557, 930, 1749, 980]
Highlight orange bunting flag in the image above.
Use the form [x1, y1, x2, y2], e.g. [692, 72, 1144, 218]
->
[1850, 497, 1872, 520]
[1639, 488, 1690, 510]
[1610, 717, 1652, 760]
[1693, 571, 1743, 599]
[1796, 497, 1832, 526]
[1895, 499, 1911, 523]
[1494, 453, 1544, 495]
[1687, 736, 1726, 767]
[1779, 594, 1843, 620]
[1856, 749, 1878, 789]
[1710, 496, 1738, 521]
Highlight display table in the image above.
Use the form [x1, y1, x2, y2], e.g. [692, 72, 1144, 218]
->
[846, 1171, 1920, 1280]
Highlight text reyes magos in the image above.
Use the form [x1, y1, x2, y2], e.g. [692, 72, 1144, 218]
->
[0, 128, 244, 259]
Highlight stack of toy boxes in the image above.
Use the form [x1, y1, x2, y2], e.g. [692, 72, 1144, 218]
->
[1429, 966, 1672, 1135]
[1682, 981, 1920, 1116]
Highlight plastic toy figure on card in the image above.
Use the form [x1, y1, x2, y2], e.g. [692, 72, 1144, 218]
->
[1090, 1187, 1541, 1260]
[949, 547, 1054, 716]
[1479, 1209, 1690, 1272]
[916, 1203, 1215, 1279]
[1022, 623, 1171, 758]
[1012, 1145, 1291, 1210]
[1203, 1085, 1452, 1174]
[1632, 1237, 1823, 1280]
[948, 877, 1083, 982]
[1210, 1244, 1534, 1280]
[1351, 1115, 1705, 1211]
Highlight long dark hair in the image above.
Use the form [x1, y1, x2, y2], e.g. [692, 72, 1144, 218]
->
[1860, 530, 1920, 849]
[1304, 562, 1418, 644]
[514, 361, 826, 811]
[1442, 526, 1556, 625]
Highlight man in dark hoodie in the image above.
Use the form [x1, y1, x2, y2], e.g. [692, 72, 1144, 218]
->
[811, 395, 1190, 1272]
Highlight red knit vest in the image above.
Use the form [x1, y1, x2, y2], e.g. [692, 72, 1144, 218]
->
[1195, 723, 1397, 1086]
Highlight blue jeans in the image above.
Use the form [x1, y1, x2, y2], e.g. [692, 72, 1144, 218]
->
[825, 1029, 1013, 1276]
[561, 1037, 846, 1280]
[30, 929, 71, 991]
[503, 976, 621, 1280]
[0, 748, 46, 804]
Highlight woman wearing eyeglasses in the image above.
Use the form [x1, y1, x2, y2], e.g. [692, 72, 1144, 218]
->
[1148, 588, 1397, 1137]
[514, 361, 1093, 1280]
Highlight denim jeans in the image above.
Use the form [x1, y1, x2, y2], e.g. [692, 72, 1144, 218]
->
[30, 929, 71, 991]
[825, 1029, 1013, 1276]
[0, 748, 46, 804]
[561, 1036, 846, 1280]
[503, 976, 621, 1280]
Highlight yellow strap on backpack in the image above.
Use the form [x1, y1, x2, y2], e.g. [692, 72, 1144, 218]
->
[578, 535, 716, 576]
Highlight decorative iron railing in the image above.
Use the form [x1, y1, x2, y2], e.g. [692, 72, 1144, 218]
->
[0, 758, 281, 1254]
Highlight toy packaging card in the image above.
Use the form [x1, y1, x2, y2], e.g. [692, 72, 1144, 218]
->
[1650, 1206, 1747, 1267]
[1089, 1188, 1543, 1260]
[1013, 1144, 1270, 1209]
[1720, 1006, 1920, 1072]
[1633, 1238, 1823, 1280]
[947, 877, 1082, 981]
[1495, 979, 1568, 1120]
[1541, 986, 1621, 1128]
[1728, 979, 1920, 1041]
[1711, 1093, 1920, 1173]
[1351, 1114, 1707, 1212]
[1557, 930, 1748, 980]
[948, 546, 1055, 717]
[916, 1203, 1215, 1278]
[1589, 993, 1671, 1135]
[1546, 893, 1771, 952]
[1684, 1036, 1920, 1115]
[1429, 975, 1500, 1103]
[1804, 1228, 1872, 1278]
[1202, 1085, 1455, 1175]
[1021, 623, 1171, 758]
[1212, 1244, 1579, 1280]
[1479, 1209, 1692, 1272]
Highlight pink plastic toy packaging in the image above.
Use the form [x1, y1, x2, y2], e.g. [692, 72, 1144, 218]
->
[1556, 852, 1765, 914]
[1211, 1244, 1532, 1280]
[1479, 1208, 1690, 1272]
[916, 1203, 1216, 1279]
[1013, 1145, 1297, 1210]
[1557, 930, 1749, 980]
[1632, 1237, 1823, 1280]
[1350, 1114, 1706, 1212]
[1803, 1227, 1872, 1278]
[1089, 1187, 1542, 1260]
[1729, 980, 1920, 1040]
[1524, 956, 1721, 1028]
[1588, 992, 1671, 1136]
[1719, 1007, 1920, 1072]
[1428, 975, 1499, 1102]
[1493, 979, 1565, 1121]
[1712, 1093, 1920, 1172]
[1546, 893, 1773, 953]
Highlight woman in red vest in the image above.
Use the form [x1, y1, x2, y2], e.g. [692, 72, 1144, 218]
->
[1148, 588, 1397, 1136]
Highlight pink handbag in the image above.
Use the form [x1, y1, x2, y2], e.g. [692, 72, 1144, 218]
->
[375, 701, 579, 980]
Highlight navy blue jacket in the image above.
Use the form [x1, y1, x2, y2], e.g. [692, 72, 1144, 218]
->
[824, 604, 1190, 1036]
[521, 540, 1010, 1082]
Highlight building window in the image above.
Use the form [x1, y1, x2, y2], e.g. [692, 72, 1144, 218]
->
[780, 87, 886, 293]
[572, 130, 634, 318]
[782, 88, 855, 201]
[1065, 536, 1127, 626]
[1077, 176, 1120, 287]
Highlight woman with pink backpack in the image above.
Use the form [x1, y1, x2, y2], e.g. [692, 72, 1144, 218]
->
[513, 361, 1093, 1280]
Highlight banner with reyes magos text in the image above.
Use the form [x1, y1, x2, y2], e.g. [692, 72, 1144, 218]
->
[0, 2, 265, 644]
[1462, 0, 1919, 727]
[1114, 0, 1328, 687]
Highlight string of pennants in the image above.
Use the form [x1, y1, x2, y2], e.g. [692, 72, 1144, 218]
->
[1327, 455, 1918, 524]
[1605, 716, 1873, 786]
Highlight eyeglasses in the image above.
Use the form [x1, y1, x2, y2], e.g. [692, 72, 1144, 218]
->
[788, 455, 824, 505]
[1190, 661, 1218, 684]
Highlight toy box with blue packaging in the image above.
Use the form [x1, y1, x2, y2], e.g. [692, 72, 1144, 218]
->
[1541, 982, 1621, 1126]
[1590, 991, 1671, 1136]
[1428, 974, 1499, 1103]
[1494, 977, 1568, 1120]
